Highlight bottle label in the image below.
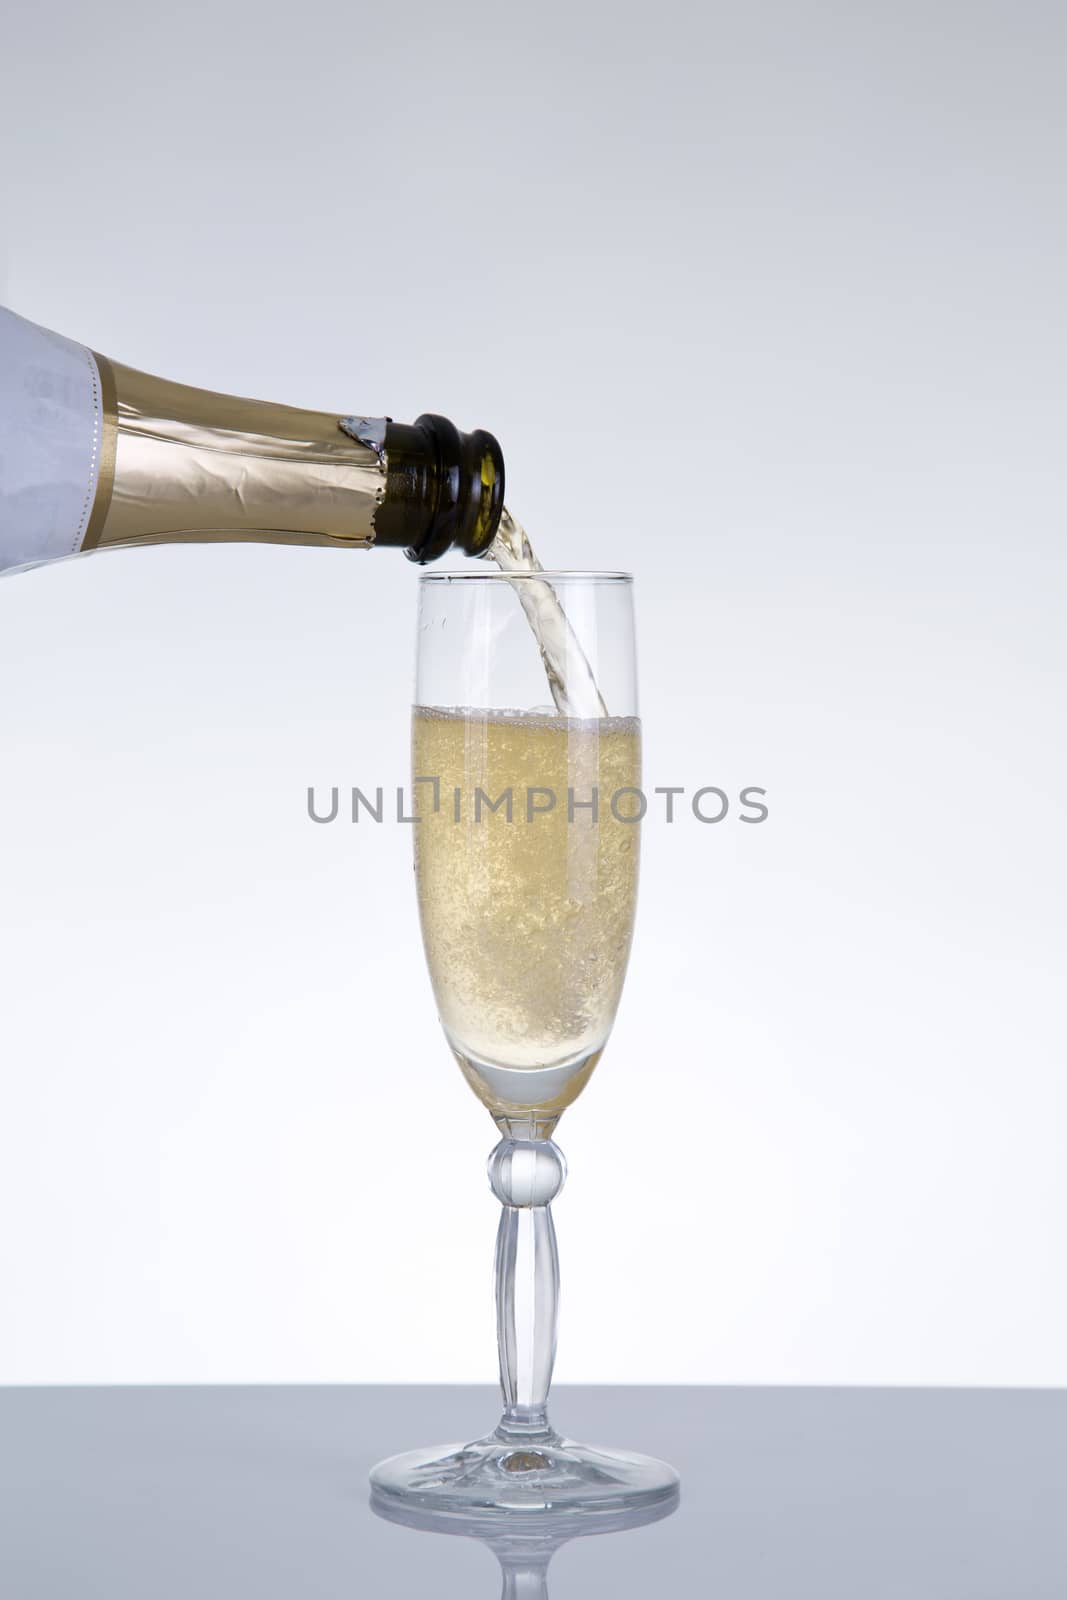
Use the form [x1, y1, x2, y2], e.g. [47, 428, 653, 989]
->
[0, 307, 112, 575]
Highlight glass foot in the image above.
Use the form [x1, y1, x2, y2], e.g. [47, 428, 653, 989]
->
[370, 1427, 680, 1531]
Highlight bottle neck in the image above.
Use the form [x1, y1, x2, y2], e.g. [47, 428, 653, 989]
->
[87, 359, 504, 561]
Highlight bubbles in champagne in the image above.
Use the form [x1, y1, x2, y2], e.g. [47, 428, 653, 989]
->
[412, 706, 641, 1125]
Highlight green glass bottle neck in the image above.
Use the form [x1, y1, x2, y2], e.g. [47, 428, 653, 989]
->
[377, 414, 505, 562]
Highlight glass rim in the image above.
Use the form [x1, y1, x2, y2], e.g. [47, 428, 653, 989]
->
[418, 568, 633, 584]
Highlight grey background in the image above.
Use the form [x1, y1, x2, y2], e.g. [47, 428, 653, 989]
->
[1, 1386, 1065, 1596]
[0, 2, 1064, 1384]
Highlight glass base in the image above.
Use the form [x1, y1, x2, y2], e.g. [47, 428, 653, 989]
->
[369, 1426, 680, 1532]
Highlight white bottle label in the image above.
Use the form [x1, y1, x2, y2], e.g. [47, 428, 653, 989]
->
[0, 306, 107, 576]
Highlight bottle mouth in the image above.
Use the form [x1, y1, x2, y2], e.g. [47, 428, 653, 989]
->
[402, 415, 505, 564]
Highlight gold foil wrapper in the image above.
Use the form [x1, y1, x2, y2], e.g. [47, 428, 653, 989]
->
[87, 360, 385, 552]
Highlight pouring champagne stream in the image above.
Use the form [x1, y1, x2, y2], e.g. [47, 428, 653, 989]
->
[483, 509, 608, 720]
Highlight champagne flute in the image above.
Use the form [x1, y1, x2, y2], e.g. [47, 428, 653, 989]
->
[370, 570, 679, 1523]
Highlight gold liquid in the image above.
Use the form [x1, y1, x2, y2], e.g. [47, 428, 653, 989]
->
[485, 509, 608, 718]
[413, 706, 641, 1130]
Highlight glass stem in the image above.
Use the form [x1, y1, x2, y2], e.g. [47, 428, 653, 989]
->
[498, 1553, 553, 1599]
[488, 1138, 567, 1442]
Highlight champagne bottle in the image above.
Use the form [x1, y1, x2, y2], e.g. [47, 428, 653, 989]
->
[0, 307, 505, 577]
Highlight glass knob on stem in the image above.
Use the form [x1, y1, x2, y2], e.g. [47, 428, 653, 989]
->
[488, 1140, 567, 1208]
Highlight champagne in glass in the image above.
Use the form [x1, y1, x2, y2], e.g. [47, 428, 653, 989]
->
[413, 706, 640, 1133]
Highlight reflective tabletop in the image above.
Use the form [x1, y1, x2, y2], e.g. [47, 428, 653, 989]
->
[0, 1385, 1063, 1595]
